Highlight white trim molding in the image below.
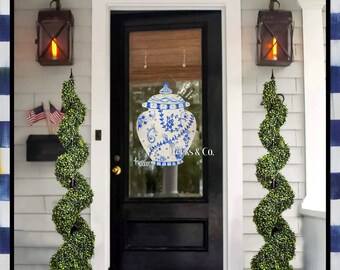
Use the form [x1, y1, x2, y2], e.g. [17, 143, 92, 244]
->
[298, 0, 326, 9]
[297, 3, 326, 270]
[297, 0, 326, 216]
[91, 1, 243, 269]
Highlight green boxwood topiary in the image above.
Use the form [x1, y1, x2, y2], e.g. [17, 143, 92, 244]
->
[50, 73, 95, 270]
[251, 79, 296, 270]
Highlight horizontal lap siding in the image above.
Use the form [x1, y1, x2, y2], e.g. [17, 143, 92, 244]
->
[242, 1, 305, 269]
[331, 4, 340, 269]
[0, 1, 10, 270]
[14, 0, 92, 268]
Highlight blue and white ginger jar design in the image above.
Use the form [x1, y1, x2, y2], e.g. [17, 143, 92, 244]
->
[136, 82, 197, 166]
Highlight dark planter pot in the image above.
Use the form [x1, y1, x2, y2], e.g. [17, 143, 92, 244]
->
[26, 135, 65, 161]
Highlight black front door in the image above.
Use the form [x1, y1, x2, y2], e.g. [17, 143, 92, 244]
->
[110, 11, 222, 270]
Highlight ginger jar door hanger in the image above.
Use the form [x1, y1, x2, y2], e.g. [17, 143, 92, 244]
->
[129, 28, 203, 198]
[136, 82, 197, 166]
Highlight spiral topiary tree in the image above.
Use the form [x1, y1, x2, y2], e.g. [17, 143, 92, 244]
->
[50, 72, 95, 270]
[251, 77, 295, 269]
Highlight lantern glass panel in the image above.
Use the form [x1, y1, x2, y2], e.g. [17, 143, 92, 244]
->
[261, 25, 289, 61]
[38, 21, 70, 60]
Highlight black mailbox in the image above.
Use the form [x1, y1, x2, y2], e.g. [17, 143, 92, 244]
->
[26, 135, 65, 161]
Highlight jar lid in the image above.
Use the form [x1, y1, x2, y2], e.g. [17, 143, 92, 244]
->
[142, 82, 190, 110]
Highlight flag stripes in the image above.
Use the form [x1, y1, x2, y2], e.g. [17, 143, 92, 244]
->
[49, 102, 64, 124]
[26, 103, 64, 126]
[26, 104, 46, 126]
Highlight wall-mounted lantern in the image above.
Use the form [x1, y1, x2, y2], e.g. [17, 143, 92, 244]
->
[256, 0, 293, 66]
[36, 0, 74, 66]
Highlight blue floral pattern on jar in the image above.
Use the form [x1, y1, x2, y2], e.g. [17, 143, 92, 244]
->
[136, 82, 197, 166]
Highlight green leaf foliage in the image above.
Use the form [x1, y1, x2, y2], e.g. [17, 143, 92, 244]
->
[251, 79, 296, 270]
[50, 76, 95, 270]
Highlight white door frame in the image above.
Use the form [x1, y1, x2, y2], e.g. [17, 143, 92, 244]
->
[91, 1, 243, 269]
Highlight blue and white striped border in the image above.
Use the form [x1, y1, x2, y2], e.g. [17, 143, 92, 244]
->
[0, 0, 10, 269]
[331, 1, 340, 268]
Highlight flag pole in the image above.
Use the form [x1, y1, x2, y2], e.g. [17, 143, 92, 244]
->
[50, 101, 56, 134]
[44, 102, 52, 134]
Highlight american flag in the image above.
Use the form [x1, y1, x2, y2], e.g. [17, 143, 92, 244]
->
[27, 104, 46, 126]
[49, 102, 64, 124]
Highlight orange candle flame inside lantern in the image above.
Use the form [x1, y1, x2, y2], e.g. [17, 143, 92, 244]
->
[51, 38, 58, 59]
[272, 37, 278, 60]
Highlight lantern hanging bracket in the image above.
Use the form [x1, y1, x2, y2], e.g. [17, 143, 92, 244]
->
[269, 0, 280, 10]
[50, 0, 61, 10]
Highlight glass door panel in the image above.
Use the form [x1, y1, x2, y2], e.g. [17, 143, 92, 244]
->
[128, 29, 203, 198]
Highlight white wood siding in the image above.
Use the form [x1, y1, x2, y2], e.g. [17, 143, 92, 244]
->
[241, 0, 305, 269]
[14, 0, 92, 269]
